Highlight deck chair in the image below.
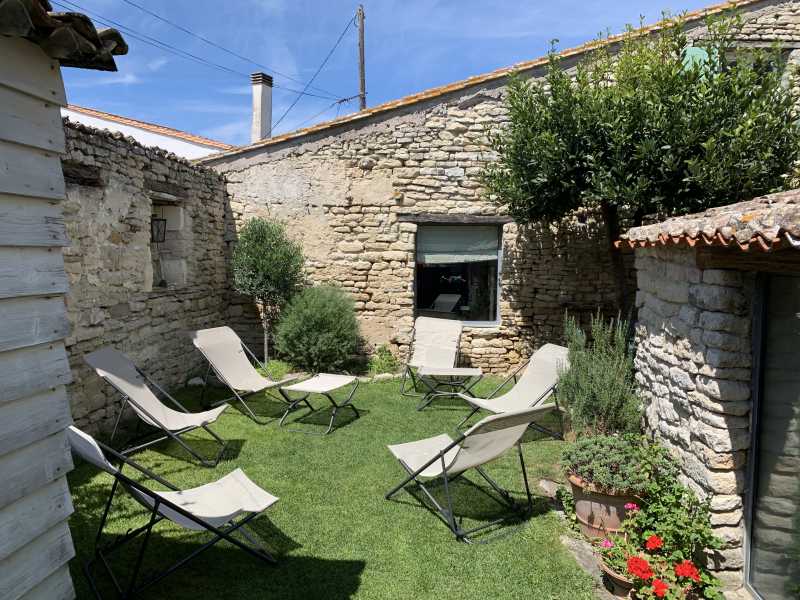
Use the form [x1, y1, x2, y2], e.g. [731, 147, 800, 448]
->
[400, 316, 482, 410]
[191, 326, 297, 425]
[440, 343, 569, 433]
[385, 405, 549, 543]
[67, 426, 278, 599]
[85, 347, 228, 467]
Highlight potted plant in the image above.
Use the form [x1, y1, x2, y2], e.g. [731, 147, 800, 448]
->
[562, 435, 650, 538]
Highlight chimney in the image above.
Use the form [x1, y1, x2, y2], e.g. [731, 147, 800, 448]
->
[250, 72, 273, 142]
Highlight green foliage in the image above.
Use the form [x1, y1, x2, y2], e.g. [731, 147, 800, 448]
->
[231, 218, 305, 308]
[558, 312, 641, 434]
[257, 360, 293, 381]
[274, 286, 360, 373]
[368, 345, 399, 376]
[562, 435, 653, 495]
[482, 14, 800, 224]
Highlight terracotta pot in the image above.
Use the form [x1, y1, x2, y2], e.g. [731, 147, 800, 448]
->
[598, 560, 635, 598]
[569, 474, 637, 539]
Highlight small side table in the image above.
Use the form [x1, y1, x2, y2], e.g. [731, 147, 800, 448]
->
[279, 374, 360, 435]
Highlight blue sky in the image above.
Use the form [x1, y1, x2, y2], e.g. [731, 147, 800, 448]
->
[60, 0, 715, 146]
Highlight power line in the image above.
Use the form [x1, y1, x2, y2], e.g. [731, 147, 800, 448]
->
[273, 14, 356, 131]
[293, 95, 359, 130]
[117, 0, 341, 99]
[52, 0, 340, 100]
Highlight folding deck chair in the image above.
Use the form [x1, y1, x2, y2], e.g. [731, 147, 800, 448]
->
[400, 316, 482, 410]
[85, 347, 228, 467]
[68, 426, 278, 599]
[437, 343, 569, 433]
[385, 405, 550, 543]
[191, 326, 297, 425]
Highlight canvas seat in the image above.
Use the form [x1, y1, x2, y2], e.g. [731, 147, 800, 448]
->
[68, 426, 278, 599]
[385, 405, 551, 542]
[191, 326, 297, 424]
[400, 316, 483, 410]
[440, 343, 569, 433]
[85, 346, 228, 467]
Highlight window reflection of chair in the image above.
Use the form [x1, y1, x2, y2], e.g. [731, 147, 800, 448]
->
[430, 293, 461, 313]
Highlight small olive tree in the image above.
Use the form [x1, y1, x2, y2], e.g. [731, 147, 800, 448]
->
[483, 14, 800, 303]
[231, 218, 305, 361]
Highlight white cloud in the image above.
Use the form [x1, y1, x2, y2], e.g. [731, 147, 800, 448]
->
[147, 57, 169, 72]
[69, 72, 143, 88]
[201, 119, 250, 145]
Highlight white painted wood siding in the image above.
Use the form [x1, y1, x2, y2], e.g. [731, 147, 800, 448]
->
[0, 35, 76, 600]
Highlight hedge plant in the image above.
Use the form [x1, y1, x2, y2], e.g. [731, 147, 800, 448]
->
[274, 285, 359, 373]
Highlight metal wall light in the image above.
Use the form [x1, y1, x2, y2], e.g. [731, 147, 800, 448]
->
[151, 217, 167, 243]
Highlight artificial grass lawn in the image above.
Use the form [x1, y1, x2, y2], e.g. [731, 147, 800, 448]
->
[67, 377, 595, 599]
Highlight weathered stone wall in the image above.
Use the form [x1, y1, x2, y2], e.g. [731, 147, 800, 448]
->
[61, 121, 259, 433]
[633, 246, 754, 592]
[211, 87, 626, 373]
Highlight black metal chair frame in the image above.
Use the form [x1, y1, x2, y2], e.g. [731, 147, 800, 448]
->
[106, 368, 227, 468]
[385, 435, 534, 544]
[83, 441, 275, 600]
[198, 339, 294, 426]
[278, 378, 360, 435]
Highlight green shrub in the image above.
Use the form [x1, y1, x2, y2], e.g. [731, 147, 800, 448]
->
[558, 312, 641, 434]
[561, 435, 652, 495]
[368, 345, 399, 376]
[274, 286, 359, 373]
[257, 360, 293, 382]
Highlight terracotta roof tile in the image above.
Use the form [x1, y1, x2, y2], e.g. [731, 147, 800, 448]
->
[198, 0, 760, 163]
[66, 104, 233, 150]
[617, 189, 800, 252]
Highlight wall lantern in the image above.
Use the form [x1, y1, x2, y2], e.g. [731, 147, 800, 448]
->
[151, 217, 167, 243]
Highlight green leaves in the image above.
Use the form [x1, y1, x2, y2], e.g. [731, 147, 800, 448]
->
[483, 13, 800, 223]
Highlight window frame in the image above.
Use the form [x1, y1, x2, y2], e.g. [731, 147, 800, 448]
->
[412, 224, 503, 328]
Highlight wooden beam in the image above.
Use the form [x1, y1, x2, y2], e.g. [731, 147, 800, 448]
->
[696, 247, 800, 273]
[0, 140, 65, 200]
[0, 430, 73, 510]
[0, 296, 70, 353]
[16, 563, 74, 600]
[0, 85, 65, 153]
[397, 213, 513, 225]
[0, 247, 68, 300]
[0, 388, 72, 457]
[0, 38, 67, 106]
[0, 344, 72, 406]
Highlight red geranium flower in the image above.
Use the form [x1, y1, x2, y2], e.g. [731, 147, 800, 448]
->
[675, 559, 701, 582]
[626, 556, 654, 580]
[645, 534, 663, 551]
[652, 578, 669, 598]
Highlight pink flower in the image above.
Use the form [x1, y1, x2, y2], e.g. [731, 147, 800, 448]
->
[624, 502, 639, 511]
[601, 538, 614, 548]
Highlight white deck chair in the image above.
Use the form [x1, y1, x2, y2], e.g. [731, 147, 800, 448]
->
[67, 426, 278, 598]
[400, 316, 483, 410]
[441, 343, 569, 432]
[191, 326, 297, 425]
[385, 405, 550, 542]
[85, 347, 229, 467]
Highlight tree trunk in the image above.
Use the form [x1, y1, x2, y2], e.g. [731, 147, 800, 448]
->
[262, 312, 270, 363]
[600, 201, 628, 314]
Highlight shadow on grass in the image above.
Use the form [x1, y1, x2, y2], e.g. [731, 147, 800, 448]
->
[280, 406, 368, 435]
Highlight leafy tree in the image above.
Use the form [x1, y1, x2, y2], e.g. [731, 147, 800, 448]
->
[483, 14, 800, 303]
[231, 218, 305, 360]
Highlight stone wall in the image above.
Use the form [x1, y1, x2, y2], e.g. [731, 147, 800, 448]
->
[633, 246, 754, 592]
[61, 121, 259, 433]
[210, 88, 626, 373]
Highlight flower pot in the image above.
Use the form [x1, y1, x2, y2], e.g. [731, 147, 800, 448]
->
[598, 560, 635, 598]
[569, 474, 637, 539]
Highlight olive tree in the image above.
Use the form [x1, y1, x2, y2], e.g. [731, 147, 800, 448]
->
[483, 14, 800, 303]
[231, 218, 305, 361]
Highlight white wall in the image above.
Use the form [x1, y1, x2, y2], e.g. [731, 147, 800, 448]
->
[61, 108, 221, 159]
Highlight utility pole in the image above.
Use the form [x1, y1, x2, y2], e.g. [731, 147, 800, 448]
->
[357, 4, 366, 110]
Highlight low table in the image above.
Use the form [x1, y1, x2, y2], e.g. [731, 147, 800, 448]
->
[278, 374, 360, 435]
[415, 366, 483, 411]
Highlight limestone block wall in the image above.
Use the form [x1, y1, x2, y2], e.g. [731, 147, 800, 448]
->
[211, 91, 625, 372]
[61, 121, 259, 433]
[633, 247, 754, 591]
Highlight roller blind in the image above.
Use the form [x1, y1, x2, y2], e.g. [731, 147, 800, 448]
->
[416, 225, 499, 264]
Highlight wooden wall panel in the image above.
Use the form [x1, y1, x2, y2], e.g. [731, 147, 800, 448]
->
[0, 247, 68, 299]
[0, 343, 72, 405]
[0, 296, 70, 352]
[0, 194, 68, 247]
[0, 85, 65, 153]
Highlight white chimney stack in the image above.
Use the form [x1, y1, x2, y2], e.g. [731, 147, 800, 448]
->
[250, 72, 273, 142]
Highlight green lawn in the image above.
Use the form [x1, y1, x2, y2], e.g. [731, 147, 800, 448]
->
[67, 377, 595, 599]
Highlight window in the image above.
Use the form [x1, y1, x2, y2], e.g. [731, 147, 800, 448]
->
[747, 274, 800, 599]
[414, 225, 501, 323]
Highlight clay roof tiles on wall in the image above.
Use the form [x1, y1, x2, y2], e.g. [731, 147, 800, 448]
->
[198, 0, 763, 163]
[617, 190, 800, 253]
[0, 0, 126, 70]
[65, 104, 233, 150]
